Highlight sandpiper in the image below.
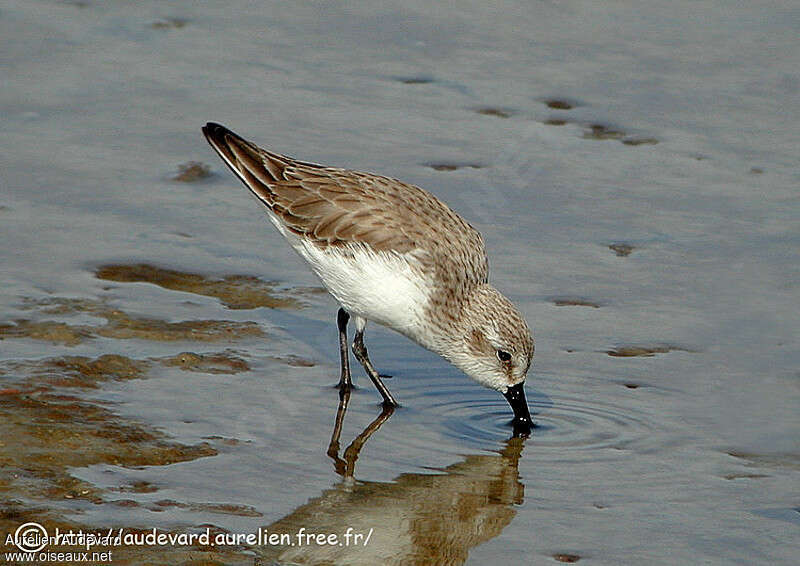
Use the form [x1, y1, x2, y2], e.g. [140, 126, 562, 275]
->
[202, 123, 534, 434]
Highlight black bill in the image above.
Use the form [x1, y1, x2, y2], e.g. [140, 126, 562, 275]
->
[503, 382, 533, 437]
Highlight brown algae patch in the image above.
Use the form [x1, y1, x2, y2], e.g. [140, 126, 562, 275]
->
[97, 312, 263, 342]
[426, 163, 484, 172]
[157, 350, 310, 372]
[2, 355, 150, 389]
[553, 554, 581, 563]
[4, 297, 264, 346]
[609, 243, 636, 257]
[113, 480, 159, 494]
[269, 354, 316, 367]
[0, 320, 90, 346]
[622, 137, 659, 146]
[171, 161, 212, 182]
[159, 351, 250, 374]
[1, 351, 250, 388]
[2, 308, 263, 347]
[723, 473, 769, 480]
[0, 386, 216, 502]
[96, 263, 308, 309]
[0, 355, 259, 563]
[203, 436, 244, 446]
[606, 345, 688, 357]
[0, 349, 263, 564]
[151, 499, 262, 517]
[544, 118, 568, 126]
[474, 107, 513, 118]
[397, 77, 434, 84]
[580, 123, 658, 146]
[544, 99, 574, 110]
[551, 297, 601, 308]
[22, 296, 104, 316]
[726, 451, 800, 471]
[151, 17, 188, 29]
[583, 124, 625, 140]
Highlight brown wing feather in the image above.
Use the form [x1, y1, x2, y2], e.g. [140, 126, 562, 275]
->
[202, 123, 489, 287]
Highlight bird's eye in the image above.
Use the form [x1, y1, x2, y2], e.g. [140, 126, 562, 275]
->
[497, 350, 512, 362]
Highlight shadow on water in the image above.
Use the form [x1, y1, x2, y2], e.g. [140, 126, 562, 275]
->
[256, 387, 526, 566]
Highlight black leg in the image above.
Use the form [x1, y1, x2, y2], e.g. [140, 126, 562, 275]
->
[336, 308, 352, 391]
[352, 328, 399, 407]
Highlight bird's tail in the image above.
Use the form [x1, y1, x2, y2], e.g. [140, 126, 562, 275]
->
[201, 122, 290, 206]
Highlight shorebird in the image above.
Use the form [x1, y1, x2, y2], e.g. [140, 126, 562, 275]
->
[202, 123, 534, 434]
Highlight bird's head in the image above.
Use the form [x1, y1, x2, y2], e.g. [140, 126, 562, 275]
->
[445, 285, 534, 435]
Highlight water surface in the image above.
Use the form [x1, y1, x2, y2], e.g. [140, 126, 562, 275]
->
[1, 1, 798, 564]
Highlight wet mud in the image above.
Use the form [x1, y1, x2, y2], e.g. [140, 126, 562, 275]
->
[95, 264, 319, 310]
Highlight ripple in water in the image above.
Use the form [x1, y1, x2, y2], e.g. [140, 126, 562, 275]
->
[403, 378, 671, 461]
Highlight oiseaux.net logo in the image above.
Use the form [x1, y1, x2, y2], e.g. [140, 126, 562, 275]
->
[4, 523, 116, 563]
[10, 523, 49, 552]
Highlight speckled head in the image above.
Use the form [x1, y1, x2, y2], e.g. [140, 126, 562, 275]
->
[442, 284, 534, 434]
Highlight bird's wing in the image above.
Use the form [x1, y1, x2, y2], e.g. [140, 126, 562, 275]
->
[202, 123, 488, 282]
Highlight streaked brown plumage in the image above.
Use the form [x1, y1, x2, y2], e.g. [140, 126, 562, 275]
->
[202, 122, 533, 435]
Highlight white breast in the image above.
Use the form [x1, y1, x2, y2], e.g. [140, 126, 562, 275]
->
[267, 214, 431, 340]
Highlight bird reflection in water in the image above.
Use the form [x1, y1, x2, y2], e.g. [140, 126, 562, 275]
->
[256, 388, 526, 566]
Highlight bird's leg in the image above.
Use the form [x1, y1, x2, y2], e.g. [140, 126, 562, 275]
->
[341, 405, 394, 476]
[326, 384, 350, 476]
[336, 308, 352, 392]
[351, 318, 399, 407]
[326, 384, 394, 478]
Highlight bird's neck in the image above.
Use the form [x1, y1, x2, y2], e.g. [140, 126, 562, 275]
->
[416, 283, 492, 359]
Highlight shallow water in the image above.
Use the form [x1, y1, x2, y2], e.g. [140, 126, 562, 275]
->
[1, 1, 798, 564]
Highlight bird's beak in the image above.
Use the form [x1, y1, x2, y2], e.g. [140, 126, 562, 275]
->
[503, 382, 533, 437]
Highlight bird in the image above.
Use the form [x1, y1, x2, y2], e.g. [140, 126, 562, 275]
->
[202, 123, 534, 435]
